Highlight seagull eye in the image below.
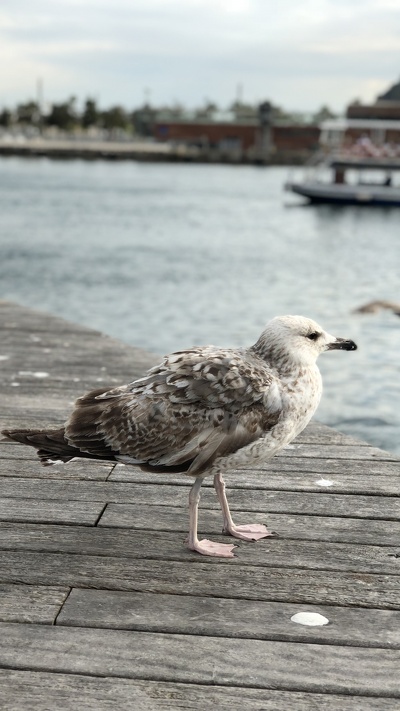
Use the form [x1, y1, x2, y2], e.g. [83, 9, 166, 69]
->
[306, 332, 320, 341]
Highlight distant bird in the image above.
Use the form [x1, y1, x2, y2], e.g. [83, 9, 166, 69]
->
[353, 300, 400, 316]
[2, 315, 357, 558]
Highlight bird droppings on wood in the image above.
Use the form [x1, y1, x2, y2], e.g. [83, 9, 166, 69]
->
[291, 612, 330, 626]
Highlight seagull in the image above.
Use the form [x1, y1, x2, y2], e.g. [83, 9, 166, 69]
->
[2, 315, 357, 558]
[353, 300, 400, 316]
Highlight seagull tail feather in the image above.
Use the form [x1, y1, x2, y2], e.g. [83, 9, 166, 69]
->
[2, 427, 85, 466]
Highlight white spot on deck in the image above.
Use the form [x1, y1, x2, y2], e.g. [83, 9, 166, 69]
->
[18, 371, 49, 378]
[11, 382, 20, 387]
[291, 612, 329, 626]
[0, 355, 10, 361]
[315, 478, 334, 487]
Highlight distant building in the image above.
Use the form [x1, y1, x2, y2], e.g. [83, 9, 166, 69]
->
[154, 106, 320, 164]
[318, 80, 400, 154]
[347, 79, 400, 121]
[378, 80, 400, 102]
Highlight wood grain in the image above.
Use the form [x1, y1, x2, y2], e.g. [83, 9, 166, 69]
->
[57, 587, 400, 648]
[1, 550, 400, 609]
[1, 522, 399, 576]
[0, 498, 105, 526]
[98, 503, 400, 545]
[1, 670, 398, 711]
[0, 584, 68, 624]
[0, 476, 399, 521]
[1, 623, 400, 696]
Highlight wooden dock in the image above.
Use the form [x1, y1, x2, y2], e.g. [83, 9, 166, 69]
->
[0, 301, 399, 710]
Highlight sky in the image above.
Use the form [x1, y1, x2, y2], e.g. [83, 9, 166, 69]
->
[1, 0, 400, 114]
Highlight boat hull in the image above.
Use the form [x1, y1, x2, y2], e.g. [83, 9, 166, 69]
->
[287, 182, 400, 206]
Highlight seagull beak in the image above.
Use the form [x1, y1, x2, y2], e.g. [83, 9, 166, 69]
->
[327, 338, 357, 351]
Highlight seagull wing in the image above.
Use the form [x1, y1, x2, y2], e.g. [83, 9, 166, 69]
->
[65, 347, 282, 474]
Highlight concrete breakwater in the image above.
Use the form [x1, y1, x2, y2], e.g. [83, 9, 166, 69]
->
[0, 137, 309, 164]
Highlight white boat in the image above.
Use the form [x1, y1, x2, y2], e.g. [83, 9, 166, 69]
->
[285, 119, 400, 206]
[286, 158, 400, 206]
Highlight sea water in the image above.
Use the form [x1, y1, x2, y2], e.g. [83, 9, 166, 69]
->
[0, 156, 398, 453]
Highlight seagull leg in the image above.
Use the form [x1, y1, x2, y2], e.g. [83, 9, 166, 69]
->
[187, 476, 237, 558]
[213, 471, 275, 541]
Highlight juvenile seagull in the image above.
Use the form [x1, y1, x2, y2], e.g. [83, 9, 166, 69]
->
[2, 315, 356, 558]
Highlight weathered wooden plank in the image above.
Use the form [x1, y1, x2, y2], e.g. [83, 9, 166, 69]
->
[1, 671, 397, 711]
[2, 442, 398, 495]
[57, 587, 400, 649]
[0, 377, 152, 399]
[296, 423, 368, 446]
[0, 344, 154, 370]
[110, 456, 400, 482]
[209, 487, 400, 519]
[0, 443, 37, 461]
[1, 550, 399, 608]
[0, 669, 160, 711]
[0, 379, 123, 396]
[0, 454, 113, 480]
[0, 369, 152, 389]
[0, 498, 105, 526]
[0, 301, 155, 362]
[109, 463, 400, 496]
[1, 623, 400, 696]
[1, 417, 68, 434]
[0, 477, 398, 519]
[1, 522, 400, 576]
[2, 448, 399, 494]
[0, 312, 98, 335]
[0, 355, 128, 375]
[227, 467, 400, 495]
[99, 503, 400, 546]
[0, 584, 68, 624]
[276, 443, 398, 462]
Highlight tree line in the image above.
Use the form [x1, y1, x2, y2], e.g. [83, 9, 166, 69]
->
[0, 96, 336, 134]
[0, 97, 152, 134]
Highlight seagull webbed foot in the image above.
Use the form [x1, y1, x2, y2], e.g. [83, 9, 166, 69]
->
[187, 537, 237, 558]
[223, 523, 275, 541]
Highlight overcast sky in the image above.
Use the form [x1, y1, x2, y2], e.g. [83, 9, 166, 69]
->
[1, 0, 399, 113]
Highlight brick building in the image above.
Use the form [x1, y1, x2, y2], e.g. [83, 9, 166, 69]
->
[154, 119, 320, 163]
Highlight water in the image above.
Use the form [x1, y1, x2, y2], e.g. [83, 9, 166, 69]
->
[0, 156, 399, 454]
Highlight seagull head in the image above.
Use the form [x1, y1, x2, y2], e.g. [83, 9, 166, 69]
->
[253, 315, 357, 368]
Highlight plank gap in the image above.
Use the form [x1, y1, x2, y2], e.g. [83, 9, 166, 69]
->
[94, 504, 108, 527]
[53, 588, 73, 626]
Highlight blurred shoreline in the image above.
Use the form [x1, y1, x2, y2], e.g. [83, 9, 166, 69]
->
[0, 137, 305, 165]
